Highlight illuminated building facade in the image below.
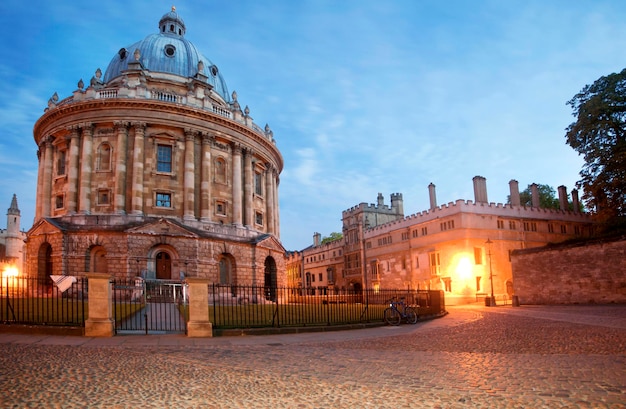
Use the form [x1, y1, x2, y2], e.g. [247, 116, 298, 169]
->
[25, 9, 285, 286]
[286, 177, 593, 304]
[0, 195, 26, 277]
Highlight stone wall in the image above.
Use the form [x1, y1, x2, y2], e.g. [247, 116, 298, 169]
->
[511, 238, 626, 304]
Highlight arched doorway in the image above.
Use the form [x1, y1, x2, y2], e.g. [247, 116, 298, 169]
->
[37, 243, 53, 292]
[87, 246, 108, 274]
[156, 251, 172, 280]
[264, 256, 277, 301]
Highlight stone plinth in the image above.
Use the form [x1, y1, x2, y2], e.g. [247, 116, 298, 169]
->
[84, 273, 114, 337]
[185, 277, 213, 337]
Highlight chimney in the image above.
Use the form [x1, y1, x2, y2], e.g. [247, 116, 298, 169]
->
[558, 185, 568, 211]
[313, 232, 321, 247]
[572, 188, 580, 212]
[509, 180, 520, 207]
[531, 183, 540, 208]
[472, 176, 488, 204]
[428, 183, 437, 210]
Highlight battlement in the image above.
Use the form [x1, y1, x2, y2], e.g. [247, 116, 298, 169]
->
[365, 198, 592, 235]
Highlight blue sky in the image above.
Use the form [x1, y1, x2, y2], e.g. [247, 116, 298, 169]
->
[1, 0, 625, 250]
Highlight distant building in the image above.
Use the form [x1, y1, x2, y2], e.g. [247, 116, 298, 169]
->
[0, 194, 26, 275]
[286, 177, 593, 304]
[25, 8, 285, 288]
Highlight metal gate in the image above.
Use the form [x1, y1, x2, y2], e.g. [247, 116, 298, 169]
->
[112, 278, 187, 334]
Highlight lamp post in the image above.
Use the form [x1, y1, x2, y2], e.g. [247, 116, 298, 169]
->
[485, 238, 495, 306]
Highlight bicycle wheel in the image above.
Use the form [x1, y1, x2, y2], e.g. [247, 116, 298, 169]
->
[384, 307, 401, 326]
[404, 307, 418, 324]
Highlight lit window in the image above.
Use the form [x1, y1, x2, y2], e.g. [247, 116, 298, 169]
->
[156, 193, 171, 208]
[474, 247, 483, 265]
[157, 145, 172, 173]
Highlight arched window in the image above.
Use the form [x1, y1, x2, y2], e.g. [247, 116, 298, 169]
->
[97, 143, 112, 171]
[219, 256, 232, 285]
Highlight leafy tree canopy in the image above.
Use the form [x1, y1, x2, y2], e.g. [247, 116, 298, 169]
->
[320, 232, 343, 245]
[565, 68, 626, 222]
[507, 184, 560, 209]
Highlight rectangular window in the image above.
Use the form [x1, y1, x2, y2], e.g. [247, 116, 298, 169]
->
[157, 144, 172, 173]
[401, 232, 409, 240]
[422, 227, 428, 236]
[216, 201, 226, 216]
[561, 225, 567, 234]
[255, 211, 263, 225]
[497, 220, 504, 229]
[429, 252, 440, 276]
[55, 194, 64, 209]
[57, 150, 66, 176]
[412, 229, 418, 238]
[97, 190, 110, 205]
[318, 273, 323, 282]
[476, 276, 482, 292]
[509, 221, 516, 230]
[254, 172, 263, 196]
[443, 277, 452, 292]
[156, 192, 171, 208]
[548, 223, 554, 233]
[474, 247, 483, 265]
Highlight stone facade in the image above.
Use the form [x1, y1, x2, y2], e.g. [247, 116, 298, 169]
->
[0, 195, 26, 276]
[24, 9, 285, 288]
[511, 238, 626, 304]
[286, 177, 593, 304]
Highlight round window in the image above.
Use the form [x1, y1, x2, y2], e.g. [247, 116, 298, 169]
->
[210, 65, 219, 76]
[118, 48, 127, 60]
[164, 44, 176, 57]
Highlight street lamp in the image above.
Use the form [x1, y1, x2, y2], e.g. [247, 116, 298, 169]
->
[485, 238, 495, 306]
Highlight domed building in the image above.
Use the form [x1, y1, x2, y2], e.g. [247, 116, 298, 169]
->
[26, 8, 284, 287]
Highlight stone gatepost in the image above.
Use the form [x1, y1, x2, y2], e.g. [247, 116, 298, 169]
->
[185, 278, 213, 337]
[84, 273, 114, 337]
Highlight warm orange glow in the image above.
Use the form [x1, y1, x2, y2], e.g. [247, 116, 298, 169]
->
[1, 265, 19, 278]
[454, 256, 473, 280]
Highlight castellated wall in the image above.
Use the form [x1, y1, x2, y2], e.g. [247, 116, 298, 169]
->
[511, 238, 626, 304]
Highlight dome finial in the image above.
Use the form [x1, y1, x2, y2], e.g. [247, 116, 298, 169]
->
[172, 6, 176, 12]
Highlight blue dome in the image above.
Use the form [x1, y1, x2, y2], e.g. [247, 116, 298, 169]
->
[103, 8, 230, 102]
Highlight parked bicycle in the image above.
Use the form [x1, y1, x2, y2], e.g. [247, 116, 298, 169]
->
[383, 297, 418, 325]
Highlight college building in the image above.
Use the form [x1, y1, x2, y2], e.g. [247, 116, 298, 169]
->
[286, 177, 593, 304]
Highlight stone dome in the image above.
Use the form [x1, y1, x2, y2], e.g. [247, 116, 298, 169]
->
[103, 7, 230, 102]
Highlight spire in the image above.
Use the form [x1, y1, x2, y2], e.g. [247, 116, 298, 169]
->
[7, 194, 20, 216]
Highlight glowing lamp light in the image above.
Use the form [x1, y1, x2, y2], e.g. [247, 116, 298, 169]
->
[2, 266, 19, 278]
[455, 257, 473, 280]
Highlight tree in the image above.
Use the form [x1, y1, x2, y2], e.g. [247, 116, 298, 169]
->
[565, 68, 626, 223]
[507, 184, 560, 209]
[320, 232, 343, 245]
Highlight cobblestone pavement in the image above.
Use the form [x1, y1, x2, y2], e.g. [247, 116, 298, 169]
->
[0, 304, 624, 408]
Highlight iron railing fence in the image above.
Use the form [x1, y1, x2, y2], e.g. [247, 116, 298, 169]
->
[112, 278, 187, 334]
[0, 276, 86, 326]
[209, 284, 443, 330]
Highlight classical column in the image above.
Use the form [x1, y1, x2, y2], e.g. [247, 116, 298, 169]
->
[273, 171, 280, 238]
[265, 165, 274, 235]
[66, 127, 80, 214]
[78, 124, 94, 214]
[41, 137, 54, 218]
[131, 122, 146, 215]
[35, 146, 44, 220]
[232, 144, 243, 226]
[200, 133, 212, 221]
[243, 149, 253, 227]
[183, 129, 196, 221]
[114, 121, 128, 214]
